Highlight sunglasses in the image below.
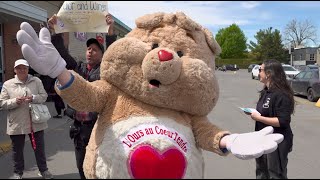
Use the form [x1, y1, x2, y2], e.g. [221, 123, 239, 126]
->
[259, 67, 264, 73]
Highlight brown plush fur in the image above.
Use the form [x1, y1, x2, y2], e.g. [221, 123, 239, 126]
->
[56, 12, 230, 178]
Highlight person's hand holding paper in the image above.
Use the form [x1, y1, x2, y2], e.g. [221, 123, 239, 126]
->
[53, 1, 110, 33]
[239, 107, 261, 115]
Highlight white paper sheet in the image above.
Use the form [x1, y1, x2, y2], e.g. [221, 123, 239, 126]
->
[54, 1, 109, 33]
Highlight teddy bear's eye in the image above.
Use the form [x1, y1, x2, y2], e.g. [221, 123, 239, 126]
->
[177, 51, 184, 57]
[152, 44, 159, 49]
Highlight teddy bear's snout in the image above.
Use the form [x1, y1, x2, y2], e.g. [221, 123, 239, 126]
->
[142, 48, 182, 87]
[158, 50, 173, 62]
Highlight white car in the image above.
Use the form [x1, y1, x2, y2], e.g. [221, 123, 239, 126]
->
[251, 65, 260, 80]
[282, 64, 300, 79]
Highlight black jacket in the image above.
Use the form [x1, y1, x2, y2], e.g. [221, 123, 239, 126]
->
[52, 33, 117, 121]
[68, 61, 101, 121]
[255, 89, 293, 151]
[40, 33, 77, 94]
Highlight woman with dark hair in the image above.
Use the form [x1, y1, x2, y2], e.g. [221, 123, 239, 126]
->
[247, 59, 294, 179]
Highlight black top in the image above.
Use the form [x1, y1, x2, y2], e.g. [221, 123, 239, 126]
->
[255, 88, 294, 158]
[51, 34, 78, 70]
[50, 33, 117, 121]
[75, 62, 100, 82]
[255, 88, 293, 138]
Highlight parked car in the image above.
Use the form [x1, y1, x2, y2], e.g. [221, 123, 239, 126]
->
[251, 65, 260, 80]
[294, 64, 319, 71]
[282, 64, 300, 79]
[248, 64, 258, 73]
[225, 64, 239, 71]
[288, 69, 320, 102]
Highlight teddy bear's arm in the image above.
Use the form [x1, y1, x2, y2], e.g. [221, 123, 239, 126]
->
[55, 71, 112, 113]
[191, 116, 231, 156]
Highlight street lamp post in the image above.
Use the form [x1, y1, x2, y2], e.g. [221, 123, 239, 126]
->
[289, 44, 293, 66]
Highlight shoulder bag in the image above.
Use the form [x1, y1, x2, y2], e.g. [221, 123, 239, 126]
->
[29, 103, 52, 123]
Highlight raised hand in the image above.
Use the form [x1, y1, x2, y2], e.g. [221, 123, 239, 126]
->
[224, 126, 284, 160]
[106, 13, 114, 35]
[16, 22, 66, 78]
[48, 14, 58, 31]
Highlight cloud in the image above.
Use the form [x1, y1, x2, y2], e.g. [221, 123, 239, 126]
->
[241, 1, 260, 9]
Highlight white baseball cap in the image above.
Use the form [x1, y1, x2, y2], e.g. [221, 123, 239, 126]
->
[14, 59, 29, 68]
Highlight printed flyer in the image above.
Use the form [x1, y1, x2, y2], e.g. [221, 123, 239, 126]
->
[54, 1, 109, 33]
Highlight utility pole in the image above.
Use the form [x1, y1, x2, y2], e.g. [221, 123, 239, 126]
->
[289, 44, 293, 66]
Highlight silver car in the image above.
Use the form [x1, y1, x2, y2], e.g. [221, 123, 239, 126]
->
[282, 64, 300, 79]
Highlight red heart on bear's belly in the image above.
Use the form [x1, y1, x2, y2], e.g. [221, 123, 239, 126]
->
[129, 144, 186, 179]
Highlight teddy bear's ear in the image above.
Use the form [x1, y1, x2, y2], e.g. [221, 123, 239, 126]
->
[175, 12, 221, 56]
[203, 28, 222, 56]
[135, 12, 165, 29]
[175, 12, 201, 31]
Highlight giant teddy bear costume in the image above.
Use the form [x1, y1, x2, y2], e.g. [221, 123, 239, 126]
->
[16, 12, 283, 179]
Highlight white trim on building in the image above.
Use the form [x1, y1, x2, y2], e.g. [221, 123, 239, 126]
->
[0, 1, 47, 23]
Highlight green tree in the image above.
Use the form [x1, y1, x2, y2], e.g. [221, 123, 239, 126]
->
[248, 27, 287, 63]
[215, 24, 247, 59]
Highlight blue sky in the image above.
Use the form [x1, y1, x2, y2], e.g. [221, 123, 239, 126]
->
[108, 1, 320, 48]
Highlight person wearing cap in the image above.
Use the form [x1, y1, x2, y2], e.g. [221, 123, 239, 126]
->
[0, 59, 53, 179]
[47, 13, 117, 179]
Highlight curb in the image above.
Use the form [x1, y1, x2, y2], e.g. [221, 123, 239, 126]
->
[0, 117, 72, 157]
[0, 141, 12, 157]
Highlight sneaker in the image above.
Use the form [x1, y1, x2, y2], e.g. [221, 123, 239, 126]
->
[11, 173, 22, 179]
[53, 115, 62, 118]
[38, 170, 53, 179]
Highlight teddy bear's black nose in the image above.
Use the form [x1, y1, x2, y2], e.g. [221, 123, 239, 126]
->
[158, 50, 173, 62]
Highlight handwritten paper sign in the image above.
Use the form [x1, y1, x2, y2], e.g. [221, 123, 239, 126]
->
[54, 1, 109, 33]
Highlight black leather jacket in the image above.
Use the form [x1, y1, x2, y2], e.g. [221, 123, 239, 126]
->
[70, 61, 101, 121]
[52, 34, 117, 121]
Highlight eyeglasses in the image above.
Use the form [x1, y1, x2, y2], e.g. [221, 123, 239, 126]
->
[259, 68, 264, 73]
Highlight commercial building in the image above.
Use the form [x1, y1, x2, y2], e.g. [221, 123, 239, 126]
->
[292, 47, 320, 66]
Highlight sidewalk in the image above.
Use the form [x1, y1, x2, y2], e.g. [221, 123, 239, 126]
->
[0, 116, 78, 179]
[0, 102, 68, 157]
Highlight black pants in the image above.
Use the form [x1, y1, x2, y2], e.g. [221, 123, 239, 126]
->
[53, 94, 65, 115]
[10, 130, 48, 175]
[256, 138, 292, 179]
[70, 120, 95, 179]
